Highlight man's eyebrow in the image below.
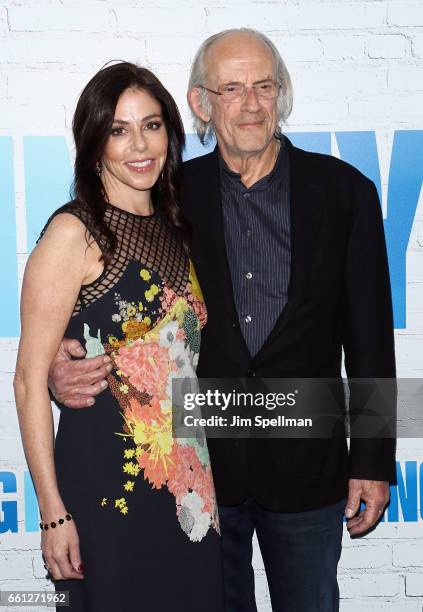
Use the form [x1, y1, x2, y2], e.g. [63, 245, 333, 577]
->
[220, 81, 244, 87]
[253, 78, 275, 84]
[112, 113, 163, 124]
[219, 78, 274, 86]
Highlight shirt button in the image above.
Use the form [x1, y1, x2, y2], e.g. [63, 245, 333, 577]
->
[245, 272, 253, 280]
[243, 193, 250, 199]
[247, 369, 256, 378]
[246, 229, 252, 237]
[245, 315, 252, 324]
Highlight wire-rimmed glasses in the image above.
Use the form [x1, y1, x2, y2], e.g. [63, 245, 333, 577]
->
[200, 80, 281, 103]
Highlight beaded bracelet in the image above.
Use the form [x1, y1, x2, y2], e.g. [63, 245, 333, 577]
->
[39, 513, 73, 531]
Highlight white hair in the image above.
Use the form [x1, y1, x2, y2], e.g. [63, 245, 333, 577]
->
[188, 28, 293, 144]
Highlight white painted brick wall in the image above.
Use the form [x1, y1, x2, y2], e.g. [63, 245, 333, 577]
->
[7, 6, 116, 33]
[321, 34, 366, 60]
[1, 1, 422, 610]
[341, 602, 423, 612]
[388, 2, 423, 27]
[339, 573, 402, 598]
[412, 33, 423, 57]
[394, 544, 423, 568]
[367, 34, 411, 59]
[116, 6, 208, 34]
[406, 573, 423, 597]
[338, 544, 392, 570]
[0, 552, 34, 581]
[388, 65, 423, 91]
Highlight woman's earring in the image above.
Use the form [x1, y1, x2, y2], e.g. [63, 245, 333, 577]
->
[95, 162, 101, 176]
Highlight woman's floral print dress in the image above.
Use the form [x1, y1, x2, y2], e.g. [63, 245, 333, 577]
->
[47, 202, 224, 612]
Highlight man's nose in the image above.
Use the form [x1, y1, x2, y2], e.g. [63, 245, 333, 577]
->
[241, 86, 261, 111]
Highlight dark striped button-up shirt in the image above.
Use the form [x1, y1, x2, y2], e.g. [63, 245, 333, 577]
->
[219, 137, 291, 356]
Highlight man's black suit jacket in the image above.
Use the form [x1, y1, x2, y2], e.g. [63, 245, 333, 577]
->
[181, 137, 396, 512]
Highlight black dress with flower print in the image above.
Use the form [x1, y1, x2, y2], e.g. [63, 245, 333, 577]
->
[46, 202, 224, 611]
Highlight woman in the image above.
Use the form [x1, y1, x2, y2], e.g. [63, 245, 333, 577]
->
[14, 62, 224, 611]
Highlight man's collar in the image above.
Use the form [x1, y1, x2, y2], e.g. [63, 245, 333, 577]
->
[218, 135, 286, 190]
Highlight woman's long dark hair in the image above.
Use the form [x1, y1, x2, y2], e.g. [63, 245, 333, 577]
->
[72, 61, 187, 264]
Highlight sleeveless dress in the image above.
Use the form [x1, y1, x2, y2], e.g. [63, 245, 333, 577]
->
[46, 202, 225, 611]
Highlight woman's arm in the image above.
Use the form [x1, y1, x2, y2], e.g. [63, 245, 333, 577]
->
[14, 212, 101, 580]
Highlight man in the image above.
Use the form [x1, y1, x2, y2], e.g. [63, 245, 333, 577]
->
[49, 29, 396, 611]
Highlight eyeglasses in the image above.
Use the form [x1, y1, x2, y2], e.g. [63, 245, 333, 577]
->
[200, 80, 281, 102]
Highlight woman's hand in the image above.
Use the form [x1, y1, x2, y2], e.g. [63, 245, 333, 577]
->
[42, 517, 84, 580]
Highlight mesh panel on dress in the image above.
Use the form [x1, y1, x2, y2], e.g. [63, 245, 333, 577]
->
[41, 201, 189, 316]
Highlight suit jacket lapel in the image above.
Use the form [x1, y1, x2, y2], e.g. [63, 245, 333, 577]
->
[254, 138, 326, 362]
[197, 149, 245, 324]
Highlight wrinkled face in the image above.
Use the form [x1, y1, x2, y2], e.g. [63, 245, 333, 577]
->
[204, 34, 279, 157]
[101, 87, 168, 200]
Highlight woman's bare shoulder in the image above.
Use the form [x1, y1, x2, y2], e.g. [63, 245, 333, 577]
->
[39, 211, 89, 244]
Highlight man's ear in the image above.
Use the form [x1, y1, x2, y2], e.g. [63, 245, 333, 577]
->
[187, 87, 211, 123]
